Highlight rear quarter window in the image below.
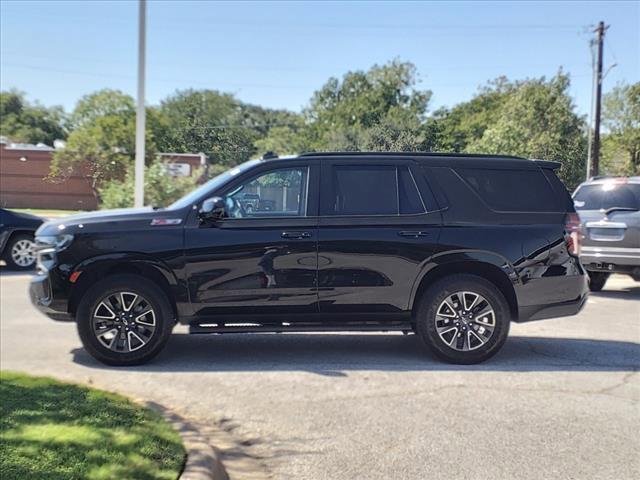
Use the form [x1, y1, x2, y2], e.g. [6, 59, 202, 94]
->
[457, 168, 560, 212]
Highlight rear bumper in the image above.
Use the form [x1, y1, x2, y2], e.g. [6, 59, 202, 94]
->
[580, 246, 640, 275]
[515, 256, 589, 322]
[517, 292, 588, 322]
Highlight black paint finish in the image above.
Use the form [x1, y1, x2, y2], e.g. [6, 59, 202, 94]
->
[30, 153, 588, 330]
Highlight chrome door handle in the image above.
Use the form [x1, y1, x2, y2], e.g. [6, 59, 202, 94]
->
[281, 231, 312, 239]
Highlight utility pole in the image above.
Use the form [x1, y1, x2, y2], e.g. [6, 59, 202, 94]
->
[134, 0, 146, 208]
[588, 21, 607, 179]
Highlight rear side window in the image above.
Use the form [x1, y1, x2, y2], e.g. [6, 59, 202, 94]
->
[323, 165, 425, 216]
[573, 183, 640, 210]
[457, 168, 559, 212]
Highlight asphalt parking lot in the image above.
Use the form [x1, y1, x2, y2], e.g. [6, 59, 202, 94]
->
[1, 271, 639, 480]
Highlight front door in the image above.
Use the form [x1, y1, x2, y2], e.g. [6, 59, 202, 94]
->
[317, 159, 441, 314]
[184, 163, 319, 318]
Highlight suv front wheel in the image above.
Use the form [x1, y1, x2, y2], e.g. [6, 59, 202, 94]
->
[416, 274, 511, 364]
[76, 274, 174, 366]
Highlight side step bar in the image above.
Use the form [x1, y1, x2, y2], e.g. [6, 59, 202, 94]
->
[189, 321, 413, 335]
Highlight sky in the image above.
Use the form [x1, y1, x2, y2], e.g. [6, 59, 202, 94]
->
[1, 0, 638, 117]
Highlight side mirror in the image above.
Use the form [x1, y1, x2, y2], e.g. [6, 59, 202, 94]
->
[199, 196, 226, 222]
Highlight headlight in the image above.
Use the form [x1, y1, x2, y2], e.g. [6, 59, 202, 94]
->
[35, 235, 74, 273]
[36, 234, 74, 251]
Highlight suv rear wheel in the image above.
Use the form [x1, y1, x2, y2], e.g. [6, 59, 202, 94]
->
[76, 274, 174, 366]
[587, 271, 609, 292]
[415, 274, 510, 364]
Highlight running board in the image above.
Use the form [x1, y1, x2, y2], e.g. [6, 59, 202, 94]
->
[189, 321, 412, 335]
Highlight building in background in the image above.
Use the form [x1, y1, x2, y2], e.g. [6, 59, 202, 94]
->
[0, 138, 206, 210]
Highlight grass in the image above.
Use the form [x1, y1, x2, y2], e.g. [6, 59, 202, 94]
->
[12, 209, 84, 218]
[0, 371, 186, 480]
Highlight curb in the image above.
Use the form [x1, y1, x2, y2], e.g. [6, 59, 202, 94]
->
[141, 400, 229, 480]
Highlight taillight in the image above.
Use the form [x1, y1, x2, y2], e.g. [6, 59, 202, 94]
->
[564, 212, 582, 256]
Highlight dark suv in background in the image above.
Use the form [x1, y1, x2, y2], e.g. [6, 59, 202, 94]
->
[30, 152, 588, 366]
[573, 176, 640, 291]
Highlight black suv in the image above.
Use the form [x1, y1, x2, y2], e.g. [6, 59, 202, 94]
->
[30, 153, 588, 366]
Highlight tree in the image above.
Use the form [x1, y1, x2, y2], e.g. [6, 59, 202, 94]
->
[99, 159, 203, 209]
[602, 82, 640, 174]
[50, 89, 157, 200]
[468, 73, 587, 189]
[0, 90, 67, 145]
[428, 77, 513, 152]
[302, 59, 432, 151]
[157, 89, 258, 166]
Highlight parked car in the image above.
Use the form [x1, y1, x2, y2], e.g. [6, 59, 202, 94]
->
[572, 176, 640, 291]
[30, 152, 588, 366]
[0, 208, 44, 270]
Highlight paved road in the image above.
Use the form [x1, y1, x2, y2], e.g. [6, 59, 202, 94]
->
[1, 271, 639, 480]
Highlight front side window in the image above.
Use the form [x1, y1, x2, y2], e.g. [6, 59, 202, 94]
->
[323, 165, 425, 216]
[225, 167, 308, 218]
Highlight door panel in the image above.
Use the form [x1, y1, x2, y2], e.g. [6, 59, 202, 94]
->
[184, 163, 319, 317]
[185, 219, 318, 316]
[317, 220, 440, 313]
[317, 159, 441, 314]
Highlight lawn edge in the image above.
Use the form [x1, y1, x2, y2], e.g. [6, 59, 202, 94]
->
[1, 371, 228, 480]
[137, 399, 229, 480]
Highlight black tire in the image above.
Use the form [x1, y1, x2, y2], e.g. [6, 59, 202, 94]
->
[588, 271, 609, 292]
[415, 274, 511, 364]
[76, 274, 174, 366]
[2, 233, 36, 270]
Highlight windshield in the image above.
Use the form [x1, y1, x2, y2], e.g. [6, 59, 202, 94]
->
[573, 182, 640, 211]
[168, 159, 262, 210]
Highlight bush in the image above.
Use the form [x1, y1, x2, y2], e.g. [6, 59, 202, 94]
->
[99, 160, 203, 209]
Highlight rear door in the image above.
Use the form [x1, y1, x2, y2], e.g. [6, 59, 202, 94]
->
[317, 158, 441, 315]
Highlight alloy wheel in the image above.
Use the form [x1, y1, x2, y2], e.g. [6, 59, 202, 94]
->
[11, 239, 36, 267]
[434, 291, 496, 351]
[92, 291, 157, 353]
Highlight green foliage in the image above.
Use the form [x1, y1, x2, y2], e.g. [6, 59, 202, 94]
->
[157, 89, 257, 166]
[99, 159, 203, 209]
[469, 73, 587, 189]
[0, 371, 184, 480]
[301, 60, 432, 151]
[50, 89, 157, 199]
[601, 82, 640, 175]
[0, 90, 67, 145]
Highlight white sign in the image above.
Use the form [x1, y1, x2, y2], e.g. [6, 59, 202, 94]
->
[165, 163, 191, 177]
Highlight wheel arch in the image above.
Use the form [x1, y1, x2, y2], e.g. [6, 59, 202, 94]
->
[1, 229, 36, 255]
[410, 257, 519, 321]
[68, 254, 180, 320]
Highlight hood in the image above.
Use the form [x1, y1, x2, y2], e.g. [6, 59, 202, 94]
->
[35, 207, 181, 236]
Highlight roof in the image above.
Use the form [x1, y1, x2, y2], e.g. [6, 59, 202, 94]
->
[297, 151, 526, 160]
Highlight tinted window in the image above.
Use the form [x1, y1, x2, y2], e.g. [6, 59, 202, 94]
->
[328, 166, 397, 216]
[573, 183, 640, 210]
[458, 168, 559, 212]
[227, 167, 308, 218]
[398, 168, 425, 214]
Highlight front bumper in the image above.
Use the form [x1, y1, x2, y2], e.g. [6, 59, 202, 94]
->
[29, 272, 73, 322]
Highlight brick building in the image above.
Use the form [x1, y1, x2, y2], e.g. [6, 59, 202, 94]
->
[0, 138, 206, 210]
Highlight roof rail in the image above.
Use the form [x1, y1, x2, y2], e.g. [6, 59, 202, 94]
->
[298, 151, 526, 160]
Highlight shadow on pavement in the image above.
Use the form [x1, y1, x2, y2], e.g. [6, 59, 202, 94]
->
[591, 285, 640, 300]
[72, 334, 640, 375]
